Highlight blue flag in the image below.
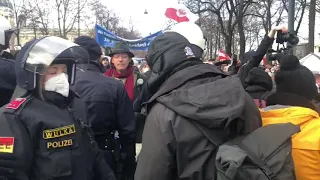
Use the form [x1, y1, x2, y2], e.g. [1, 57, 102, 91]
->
[95, 24, 162, 51]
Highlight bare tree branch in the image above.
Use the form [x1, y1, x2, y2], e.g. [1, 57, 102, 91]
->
[53, 0, 88, 38]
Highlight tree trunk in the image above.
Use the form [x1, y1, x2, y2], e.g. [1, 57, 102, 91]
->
[295, 0, 307, 33]
[15, 17, 20, 45]
[16, 29, 20, 46]
[267, 0, 272, 31]
[239, 27, 245, 57]
[217, 28, 221, 59]
[33, 28, 37, 38]
[225, 34, 233, 55]
[209, 41, 212, 59]
[209, 34, 213, 59]
[214, 31, 218, 59]
[237, 0, 245, 58]
[33, 23, 37, 38]
[308, 0, 316, 53]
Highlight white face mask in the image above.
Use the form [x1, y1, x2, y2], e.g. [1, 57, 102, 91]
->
[44, 73, 70, 97]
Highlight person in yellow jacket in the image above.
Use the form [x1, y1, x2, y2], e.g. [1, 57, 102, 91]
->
[260, 55, 320, 180]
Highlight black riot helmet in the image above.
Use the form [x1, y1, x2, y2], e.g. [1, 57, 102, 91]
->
[15, 36, 87, 91]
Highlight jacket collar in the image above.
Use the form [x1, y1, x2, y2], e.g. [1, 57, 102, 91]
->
[266, 92, 317, 112]
[87, 61, 105, 73]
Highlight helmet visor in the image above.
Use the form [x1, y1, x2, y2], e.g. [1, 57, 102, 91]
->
[22, 36, 81, 75]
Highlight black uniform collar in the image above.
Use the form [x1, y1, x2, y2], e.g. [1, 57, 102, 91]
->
[43, 90, 79, 108]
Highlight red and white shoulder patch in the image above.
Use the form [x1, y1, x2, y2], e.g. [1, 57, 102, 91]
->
[6, 98, 27, 110]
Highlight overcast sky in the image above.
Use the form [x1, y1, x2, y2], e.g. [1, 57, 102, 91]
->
[101, 0, 175, 36]
[101, 0, 320, 48]
[13, 0, 320, 48]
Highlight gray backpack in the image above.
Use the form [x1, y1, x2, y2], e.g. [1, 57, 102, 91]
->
[215, 123, 299, 180]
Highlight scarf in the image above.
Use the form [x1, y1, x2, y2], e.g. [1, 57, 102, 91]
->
[104, 66, 135, 101]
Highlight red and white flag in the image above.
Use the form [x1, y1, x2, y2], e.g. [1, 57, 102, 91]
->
[219, 49, 231, 62]
[260, 56, 267, 66]
[165, 3, 198, 23]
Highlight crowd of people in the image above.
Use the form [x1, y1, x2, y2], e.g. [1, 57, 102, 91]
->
[0, 14, 320, 180]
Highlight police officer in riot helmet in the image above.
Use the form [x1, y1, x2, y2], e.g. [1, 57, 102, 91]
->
[0, 36, 116, 180]
[0, 16, 16, 107]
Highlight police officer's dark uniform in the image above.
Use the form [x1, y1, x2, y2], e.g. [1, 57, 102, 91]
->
[72, 36, 136, 179]
[0, 18, 16, 107]
[0, 37, 116, 180]
[0, 58, 16, 107]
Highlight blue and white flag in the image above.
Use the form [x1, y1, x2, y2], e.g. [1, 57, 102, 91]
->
[95, 24, 162, 51]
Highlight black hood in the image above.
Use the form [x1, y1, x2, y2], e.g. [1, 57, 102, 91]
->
[240, 51, 256, 65]
[74, 36, 102, 61]
[72, 47, 105, 73]
[148, 64, 261, 132]
[146, 32, 202, 94]
[245, 67, 273, 92]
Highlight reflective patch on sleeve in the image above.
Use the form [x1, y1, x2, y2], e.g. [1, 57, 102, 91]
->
[6, 98, 26, 110]
[0, 137, 14, 153]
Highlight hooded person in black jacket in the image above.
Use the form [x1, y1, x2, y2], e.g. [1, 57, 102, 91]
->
[238, 25, 288, 100]
[133, 22, 207, 145]
[72, 36, 136, 179]
[135, 23, 262, 180]
[244, 67, 273, 99]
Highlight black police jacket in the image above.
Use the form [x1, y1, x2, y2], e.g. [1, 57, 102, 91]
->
[0, 91, 116, 180]
[72, 63, 136, 159]
[0, 58, 16, 107]
[72, 63, 136, 177]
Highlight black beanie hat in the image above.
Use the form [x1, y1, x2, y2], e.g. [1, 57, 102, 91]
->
[74, 36, 102, 60]
[275, 55, 317, 100]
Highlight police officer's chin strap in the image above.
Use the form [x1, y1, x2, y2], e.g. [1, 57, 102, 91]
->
[44, 73, 70, 97]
